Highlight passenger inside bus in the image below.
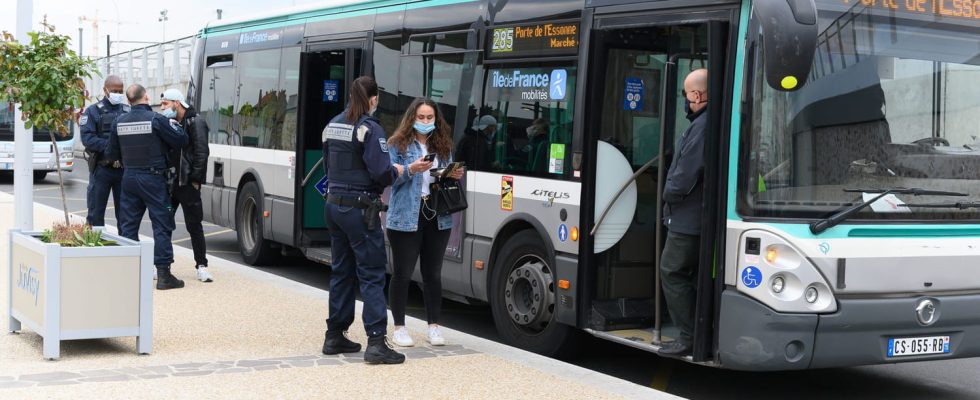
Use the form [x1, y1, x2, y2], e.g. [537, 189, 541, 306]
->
[522, 118, 550, 173]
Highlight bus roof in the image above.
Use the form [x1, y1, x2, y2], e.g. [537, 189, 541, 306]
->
[201, 0, 412, 35]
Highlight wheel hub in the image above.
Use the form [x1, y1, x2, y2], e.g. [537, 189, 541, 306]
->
[503, 257, 555, 328]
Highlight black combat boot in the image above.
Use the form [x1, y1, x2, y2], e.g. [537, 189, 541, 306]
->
[322, 330, 361, 355]
[156, 266, 185, 290]
[364, 335, 405, 365]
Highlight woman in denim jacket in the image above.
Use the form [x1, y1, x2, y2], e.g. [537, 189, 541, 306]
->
[386, 97, 464, 347]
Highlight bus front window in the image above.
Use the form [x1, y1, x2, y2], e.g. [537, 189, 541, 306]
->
[739, 1, 980, 221]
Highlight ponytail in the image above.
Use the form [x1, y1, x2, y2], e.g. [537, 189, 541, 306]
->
[346, 76, 379, 121]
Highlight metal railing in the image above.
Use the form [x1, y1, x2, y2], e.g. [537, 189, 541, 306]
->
[83, 35, 196, 106]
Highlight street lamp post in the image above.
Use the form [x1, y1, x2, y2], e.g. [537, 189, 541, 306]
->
[158, 9, 168, 42]
[14, 0, 35, 231]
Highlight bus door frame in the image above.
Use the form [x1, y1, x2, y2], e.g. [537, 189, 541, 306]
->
[294, 32, 374, 248]
[581, 3, 738, 362]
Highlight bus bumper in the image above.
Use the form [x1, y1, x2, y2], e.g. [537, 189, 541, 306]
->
[718, 290, 980, 370]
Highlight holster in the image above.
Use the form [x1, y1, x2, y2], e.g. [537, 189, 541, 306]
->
[362, 197, 388, 231]
[85, 151, 98, 174]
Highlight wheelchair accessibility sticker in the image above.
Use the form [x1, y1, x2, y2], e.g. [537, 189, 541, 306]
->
[741, 266, 762, 289]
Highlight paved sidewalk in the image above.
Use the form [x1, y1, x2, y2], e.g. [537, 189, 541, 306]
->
[0, 191, 679, 399]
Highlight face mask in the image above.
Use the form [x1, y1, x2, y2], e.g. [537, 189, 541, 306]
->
[526, 126, 537, 139]
[160, 108, 177, 119]
[414, 121, 436, 135]
[107, 92, 126, 105]
[683, 98, 693, 116]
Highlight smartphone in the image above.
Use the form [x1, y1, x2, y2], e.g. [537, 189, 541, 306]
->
[423, 153, 436, 162]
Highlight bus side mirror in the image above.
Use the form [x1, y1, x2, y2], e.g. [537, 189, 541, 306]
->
[754, 0, 818, 92]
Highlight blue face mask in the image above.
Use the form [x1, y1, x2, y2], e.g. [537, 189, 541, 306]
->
[160, 108, 177, 119]
[414, 121, 436, 135]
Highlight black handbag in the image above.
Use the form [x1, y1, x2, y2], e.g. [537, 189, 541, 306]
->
[429, 177, 468, 215]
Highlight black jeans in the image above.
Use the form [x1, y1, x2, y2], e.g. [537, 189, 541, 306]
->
[386, 201, 451, 326]
[171, 184, 208, 266]
[660, 230, 700, 346]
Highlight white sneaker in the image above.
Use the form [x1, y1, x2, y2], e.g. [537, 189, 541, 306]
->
[153, 271, 157, 280]
[391, 327, 414, 347]
[196, 266, 214, 283]
[427, 326, 446, 346]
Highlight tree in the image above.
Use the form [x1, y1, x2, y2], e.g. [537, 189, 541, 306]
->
[0, 18, 97, 225]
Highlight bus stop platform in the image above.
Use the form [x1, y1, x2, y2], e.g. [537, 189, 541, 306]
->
[0, 191, 677, 399]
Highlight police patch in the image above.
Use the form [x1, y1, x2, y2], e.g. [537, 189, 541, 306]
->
[79, 115, 88, 125]
[170, 119, 181, 131]
[378, 138, 388, 153]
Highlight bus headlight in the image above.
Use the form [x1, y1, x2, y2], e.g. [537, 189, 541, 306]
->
[60, 152, 73, 159]
[771, 276, 785, 293]
[804, 286, 818, 303]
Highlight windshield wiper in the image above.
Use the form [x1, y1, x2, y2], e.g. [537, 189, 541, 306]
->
[904, 202, 980, 210]
[809, 187, 970, 234]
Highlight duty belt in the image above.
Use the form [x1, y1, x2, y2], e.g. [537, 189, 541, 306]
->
[326, 194, 371, 209]
[97, 159, 123, 168]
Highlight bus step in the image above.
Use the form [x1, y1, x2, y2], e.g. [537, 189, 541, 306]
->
[586, 327, 693, 362]
[303, 247, 333, 265]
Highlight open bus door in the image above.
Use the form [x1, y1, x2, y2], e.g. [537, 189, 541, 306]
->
[582, 5, 733, 363]
[294, 34, 370, 263]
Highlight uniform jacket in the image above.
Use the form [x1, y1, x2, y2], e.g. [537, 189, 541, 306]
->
[663, 107, 707, 235]
[386, 138, 454, 232]
[80, 98, 128, 161]
[107, 104, 188, 170]
[173, 107, 210, 186]
[322, 111, 398, 194]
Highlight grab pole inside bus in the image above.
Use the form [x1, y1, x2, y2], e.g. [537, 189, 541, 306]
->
[302, 157, 324, 188]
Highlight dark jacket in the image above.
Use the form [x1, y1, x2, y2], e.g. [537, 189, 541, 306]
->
[663, 107, 707, 235]
[322, 111, 398, 194]
[80, 98, 128, 162]
[173, 107, 210, 187]
[108, 104, 188, 170]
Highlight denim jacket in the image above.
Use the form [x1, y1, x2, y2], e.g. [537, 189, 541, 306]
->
[386, 139, 454, 232]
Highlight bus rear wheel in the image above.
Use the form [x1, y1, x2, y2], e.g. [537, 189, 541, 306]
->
[490, 230, 577, 358]
[236, 181, 277, 265]
[33, 171, 47, 181]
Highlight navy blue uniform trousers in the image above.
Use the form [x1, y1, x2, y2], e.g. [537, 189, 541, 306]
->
[323, 196, 388, 339]
[119, 171, 176, 267]
[86, 165, 123, 227]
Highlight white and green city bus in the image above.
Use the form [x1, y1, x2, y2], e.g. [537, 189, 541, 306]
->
[188, 0, 980, 369]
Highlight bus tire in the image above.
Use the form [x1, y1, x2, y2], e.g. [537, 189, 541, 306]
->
[490, 230, 578, 358]
[236, 181, 277, 265]
[33, 171, 47, 181]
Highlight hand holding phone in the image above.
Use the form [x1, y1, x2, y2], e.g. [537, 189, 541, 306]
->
[423, 153, 436, 162]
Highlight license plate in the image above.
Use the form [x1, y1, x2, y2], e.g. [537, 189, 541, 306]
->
[887, 336, 950, 357]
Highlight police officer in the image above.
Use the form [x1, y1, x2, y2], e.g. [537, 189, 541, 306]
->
[160, 89, 214, 283]
[320, 76, 406, 364]
[80, 75, 128, 227]
[107, 84, 189, 290]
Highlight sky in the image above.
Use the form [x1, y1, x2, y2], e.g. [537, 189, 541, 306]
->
[0, 0, 330, 56]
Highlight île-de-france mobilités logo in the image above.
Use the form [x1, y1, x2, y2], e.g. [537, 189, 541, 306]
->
[550, 69, 567, 101]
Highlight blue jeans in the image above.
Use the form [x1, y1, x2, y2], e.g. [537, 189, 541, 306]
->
[119, 171, 176, 267]
[86, 165, 123, 227]
[324, 197, 389, 338]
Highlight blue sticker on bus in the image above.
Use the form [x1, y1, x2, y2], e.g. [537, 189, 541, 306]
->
[550, 69, 567, 100]
[624, 77, 643, 111]
[323, 80, 339, 102]
[558, 224, 568, 242]
[314, 175, 328, 196]
[741, 266, 762, 288]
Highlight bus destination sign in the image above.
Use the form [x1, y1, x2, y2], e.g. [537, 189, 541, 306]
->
[490, 22, 579, 58]
[840, 0, 980, 19]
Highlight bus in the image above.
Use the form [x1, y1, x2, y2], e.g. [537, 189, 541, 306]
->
[0, 100, 75, 180]
[188, 0, 980, 370]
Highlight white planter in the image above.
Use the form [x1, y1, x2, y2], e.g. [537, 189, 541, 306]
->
[7, 229, 153, 360]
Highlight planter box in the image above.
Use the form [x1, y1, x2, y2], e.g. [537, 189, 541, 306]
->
[7, 229, 153, 360]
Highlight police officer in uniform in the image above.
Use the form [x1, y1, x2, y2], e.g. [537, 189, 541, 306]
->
[320, 76, 406, 364]
[107, 84, 189, 290]
[80, 75, 128, 227]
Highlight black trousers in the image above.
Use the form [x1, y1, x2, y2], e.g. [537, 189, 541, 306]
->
[171, 184, 208, 266]
[660, 230, 700, 345]
[386, 201, 451, 326]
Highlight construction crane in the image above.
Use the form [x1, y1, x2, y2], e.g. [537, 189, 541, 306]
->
[78, 11, 135, 57]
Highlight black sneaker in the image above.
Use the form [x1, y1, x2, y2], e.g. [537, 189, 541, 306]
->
[156, 267, 185, 290]
[322, 330, 361, 355]
[364, 336, 405, 365]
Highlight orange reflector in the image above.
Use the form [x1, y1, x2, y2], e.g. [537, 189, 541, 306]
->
[263, 211, 270, 218]
[66, 162, 73, 167]
[765, 248, 777, 263]
[474, 260, 485, 270]
[558, 279, 570, 290]
[570, 227, 579, 241]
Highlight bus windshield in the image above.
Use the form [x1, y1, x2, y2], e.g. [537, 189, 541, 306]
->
[739, 1, 980, 221]
[0, 100, 74, 142]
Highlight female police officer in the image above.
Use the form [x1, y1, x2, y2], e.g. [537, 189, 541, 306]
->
[320, 76, 406, 364]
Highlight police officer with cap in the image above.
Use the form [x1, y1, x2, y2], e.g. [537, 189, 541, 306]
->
[80, 75, 128, 227]
[107, 84, 189, 290]
[320, 76, 406, 364]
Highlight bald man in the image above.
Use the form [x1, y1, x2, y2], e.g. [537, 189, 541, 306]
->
[80, 75, 129, 227]
[659, 68, 708, 357]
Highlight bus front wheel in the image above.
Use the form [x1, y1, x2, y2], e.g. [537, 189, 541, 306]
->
[236, 181, 277, 265]
[490, 230, 577, 358]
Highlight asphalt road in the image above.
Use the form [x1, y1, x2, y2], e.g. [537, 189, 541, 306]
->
[4, 161, 980, 399]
